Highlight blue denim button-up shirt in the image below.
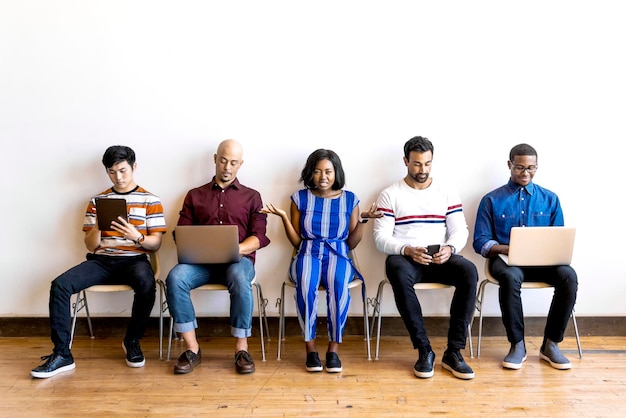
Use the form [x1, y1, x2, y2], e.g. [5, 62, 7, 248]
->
[473, 179, 564, 257]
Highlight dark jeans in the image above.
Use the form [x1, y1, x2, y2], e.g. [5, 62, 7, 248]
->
[49, 253, 156, 356]
[489, 256, 578, 344]
[385, 254, 478, 351]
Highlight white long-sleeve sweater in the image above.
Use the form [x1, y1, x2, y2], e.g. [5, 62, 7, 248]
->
[373, 178, 469, 255]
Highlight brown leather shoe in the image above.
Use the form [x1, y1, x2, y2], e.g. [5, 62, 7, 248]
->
[234, 350, 255, 374]
[174, 349, 201, 374]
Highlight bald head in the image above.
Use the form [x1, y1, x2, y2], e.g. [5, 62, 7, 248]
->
[217, 139, 243, 158]
[214, 139, 244, 188]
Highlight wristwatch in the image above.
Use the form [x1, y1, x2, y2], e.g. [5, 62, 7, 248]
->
[447, 244, 456, 254]
[134, 234, 145, 245]
[358, 214, 368, 224]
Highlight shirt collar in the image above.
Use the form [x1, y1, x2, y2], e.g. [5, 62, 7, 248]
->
[507, 178, 535, 195]
[210, 177, 241, 191]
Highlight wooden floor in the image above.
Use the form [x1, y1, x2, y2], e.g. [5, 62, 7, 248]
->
[2, 335, 625, 417]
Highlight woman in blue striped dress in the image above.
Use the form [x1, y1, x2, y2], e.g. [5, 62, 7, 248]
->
[262, 149, 381, 373]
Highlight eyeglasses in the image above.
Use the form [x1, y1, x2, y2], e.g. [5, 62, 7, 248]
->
[511, 164, 538, 174]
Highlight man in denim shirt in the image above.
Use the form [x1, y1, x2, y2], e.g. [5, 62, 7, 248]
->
[473, 143, 578, 370]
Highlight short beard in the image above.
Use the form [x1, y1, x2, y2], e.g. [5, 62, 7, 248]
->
[410, 173, 429, 183]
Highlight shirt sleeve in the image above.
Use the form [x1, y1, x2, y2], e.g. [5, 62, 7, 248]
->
[177, 190, 195, 226]
[473, 194, 498, 257]
[248, 190, 270, 249]
[442, 188, 470, 253]
[372, 189, 405, 255]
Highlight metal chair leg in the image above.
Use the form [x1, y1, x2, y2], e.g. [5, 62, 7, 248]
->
[476, 279, 488, 358]
[277, 282, 287, 360]
[361, 282, 371, 360]
[70, 290, 95, 349]
[253, 282, 266, 361]
[373, 279, 387, 361]
[572, 309, 583, 359]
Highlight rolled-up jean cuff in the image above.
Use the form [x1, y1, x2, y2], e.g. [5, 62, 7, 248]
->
[232, 326, 251, 338]
[174, 320, 197, 334]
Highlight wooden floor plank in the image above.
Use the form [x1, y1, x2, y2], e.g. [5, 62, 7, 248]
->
[2, 335, 625, 417]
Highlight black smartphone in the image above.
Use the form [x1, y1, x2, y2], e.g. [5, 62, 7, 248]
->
[426, 244, 441, 256]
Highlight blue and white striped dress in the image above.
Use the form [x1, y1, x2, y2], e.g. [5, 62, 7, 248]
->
[289, 188, 360, 342]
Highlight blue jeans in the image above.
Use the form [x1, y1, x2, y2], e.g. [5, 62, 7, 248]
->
[385, 254, 478, 351]
[49, 253, 156, 357]
[165, 257, 255, 338]
[489, 256, 578, 344]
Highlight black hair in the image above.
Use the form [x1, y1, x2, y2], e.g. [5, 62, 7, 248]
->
[102, 145, 136, 169]
[509, 143, 538, 161]
[300, 149, 346, 190]
[404, 136, 434, 160]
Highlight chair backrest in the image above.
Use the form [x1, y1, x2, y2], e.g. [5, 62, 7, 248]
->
[348, 249, 362, 282]
[149, 251, 161, 279]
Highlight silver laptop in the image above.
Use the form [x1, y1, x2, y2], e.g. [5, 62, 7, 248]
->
[498, 226, 576, 266]
[175, 225, 241, 264]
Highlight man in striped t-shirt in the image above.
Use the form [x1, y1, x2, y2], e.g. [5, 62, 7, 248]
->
[373, 136, 478, 380]
[31, 146, 167, 379]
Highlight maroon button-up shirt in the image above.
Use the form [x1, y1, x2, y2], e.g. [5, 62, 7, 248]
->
[177, 177, 270, 264]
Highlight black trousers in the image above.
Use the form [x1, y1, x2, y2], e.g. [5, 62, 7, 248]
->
[48, 253, 156, 356]
[385, 254, 478, 351]
[489, 256, 578, 344]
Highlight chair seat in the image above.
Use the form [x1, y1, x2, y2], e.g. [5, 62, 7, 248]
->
[282, 279, 365, 291]
[85, 285, 133, 292]
[413, 282, 457, 290]
[483, 274, 559, 289]
[195, 284, 230, 290]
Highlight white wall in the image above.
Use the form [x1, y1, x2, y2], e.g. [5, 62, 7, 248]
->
[1, 1, 625, 319]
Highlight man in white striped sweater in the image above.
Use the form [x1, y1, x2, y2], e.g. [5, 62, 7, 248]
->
[373, 136, 478, 380]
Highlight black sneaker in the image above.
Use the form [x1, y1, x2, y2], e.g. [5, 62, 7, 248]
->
[31, 353, 75, 378]
[325, 352, 342, 373]
[305, 352, 323, 372]
[122, 339, 145, 368]
[413, 348, 435, 378]
[442, 350, 475, 380]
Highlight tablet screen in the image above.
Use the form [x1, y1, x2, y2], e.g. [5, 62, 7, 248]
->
[95, 198, 128, 231]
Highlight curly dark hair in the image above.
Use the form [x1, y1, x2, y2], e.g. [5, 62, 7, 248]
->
[300, 149, 345, 190]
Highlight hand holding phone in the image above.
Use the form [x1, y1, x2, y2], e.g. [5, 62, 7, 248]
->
[426, 244, 441, 256]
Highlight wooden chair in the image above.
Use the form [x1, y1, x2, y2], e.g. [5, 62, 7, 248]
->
[160, 277, 270, 361]
[475, 258, 582, 358]
[276, 250, 371, 360]
[70, 251, 166, 356]
[369, 275, 474, 360]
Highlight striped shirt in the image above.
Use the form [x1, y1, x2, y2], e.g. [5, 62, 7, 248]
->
[292, 188, 358, 258]
[83, 186, 167, 256]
